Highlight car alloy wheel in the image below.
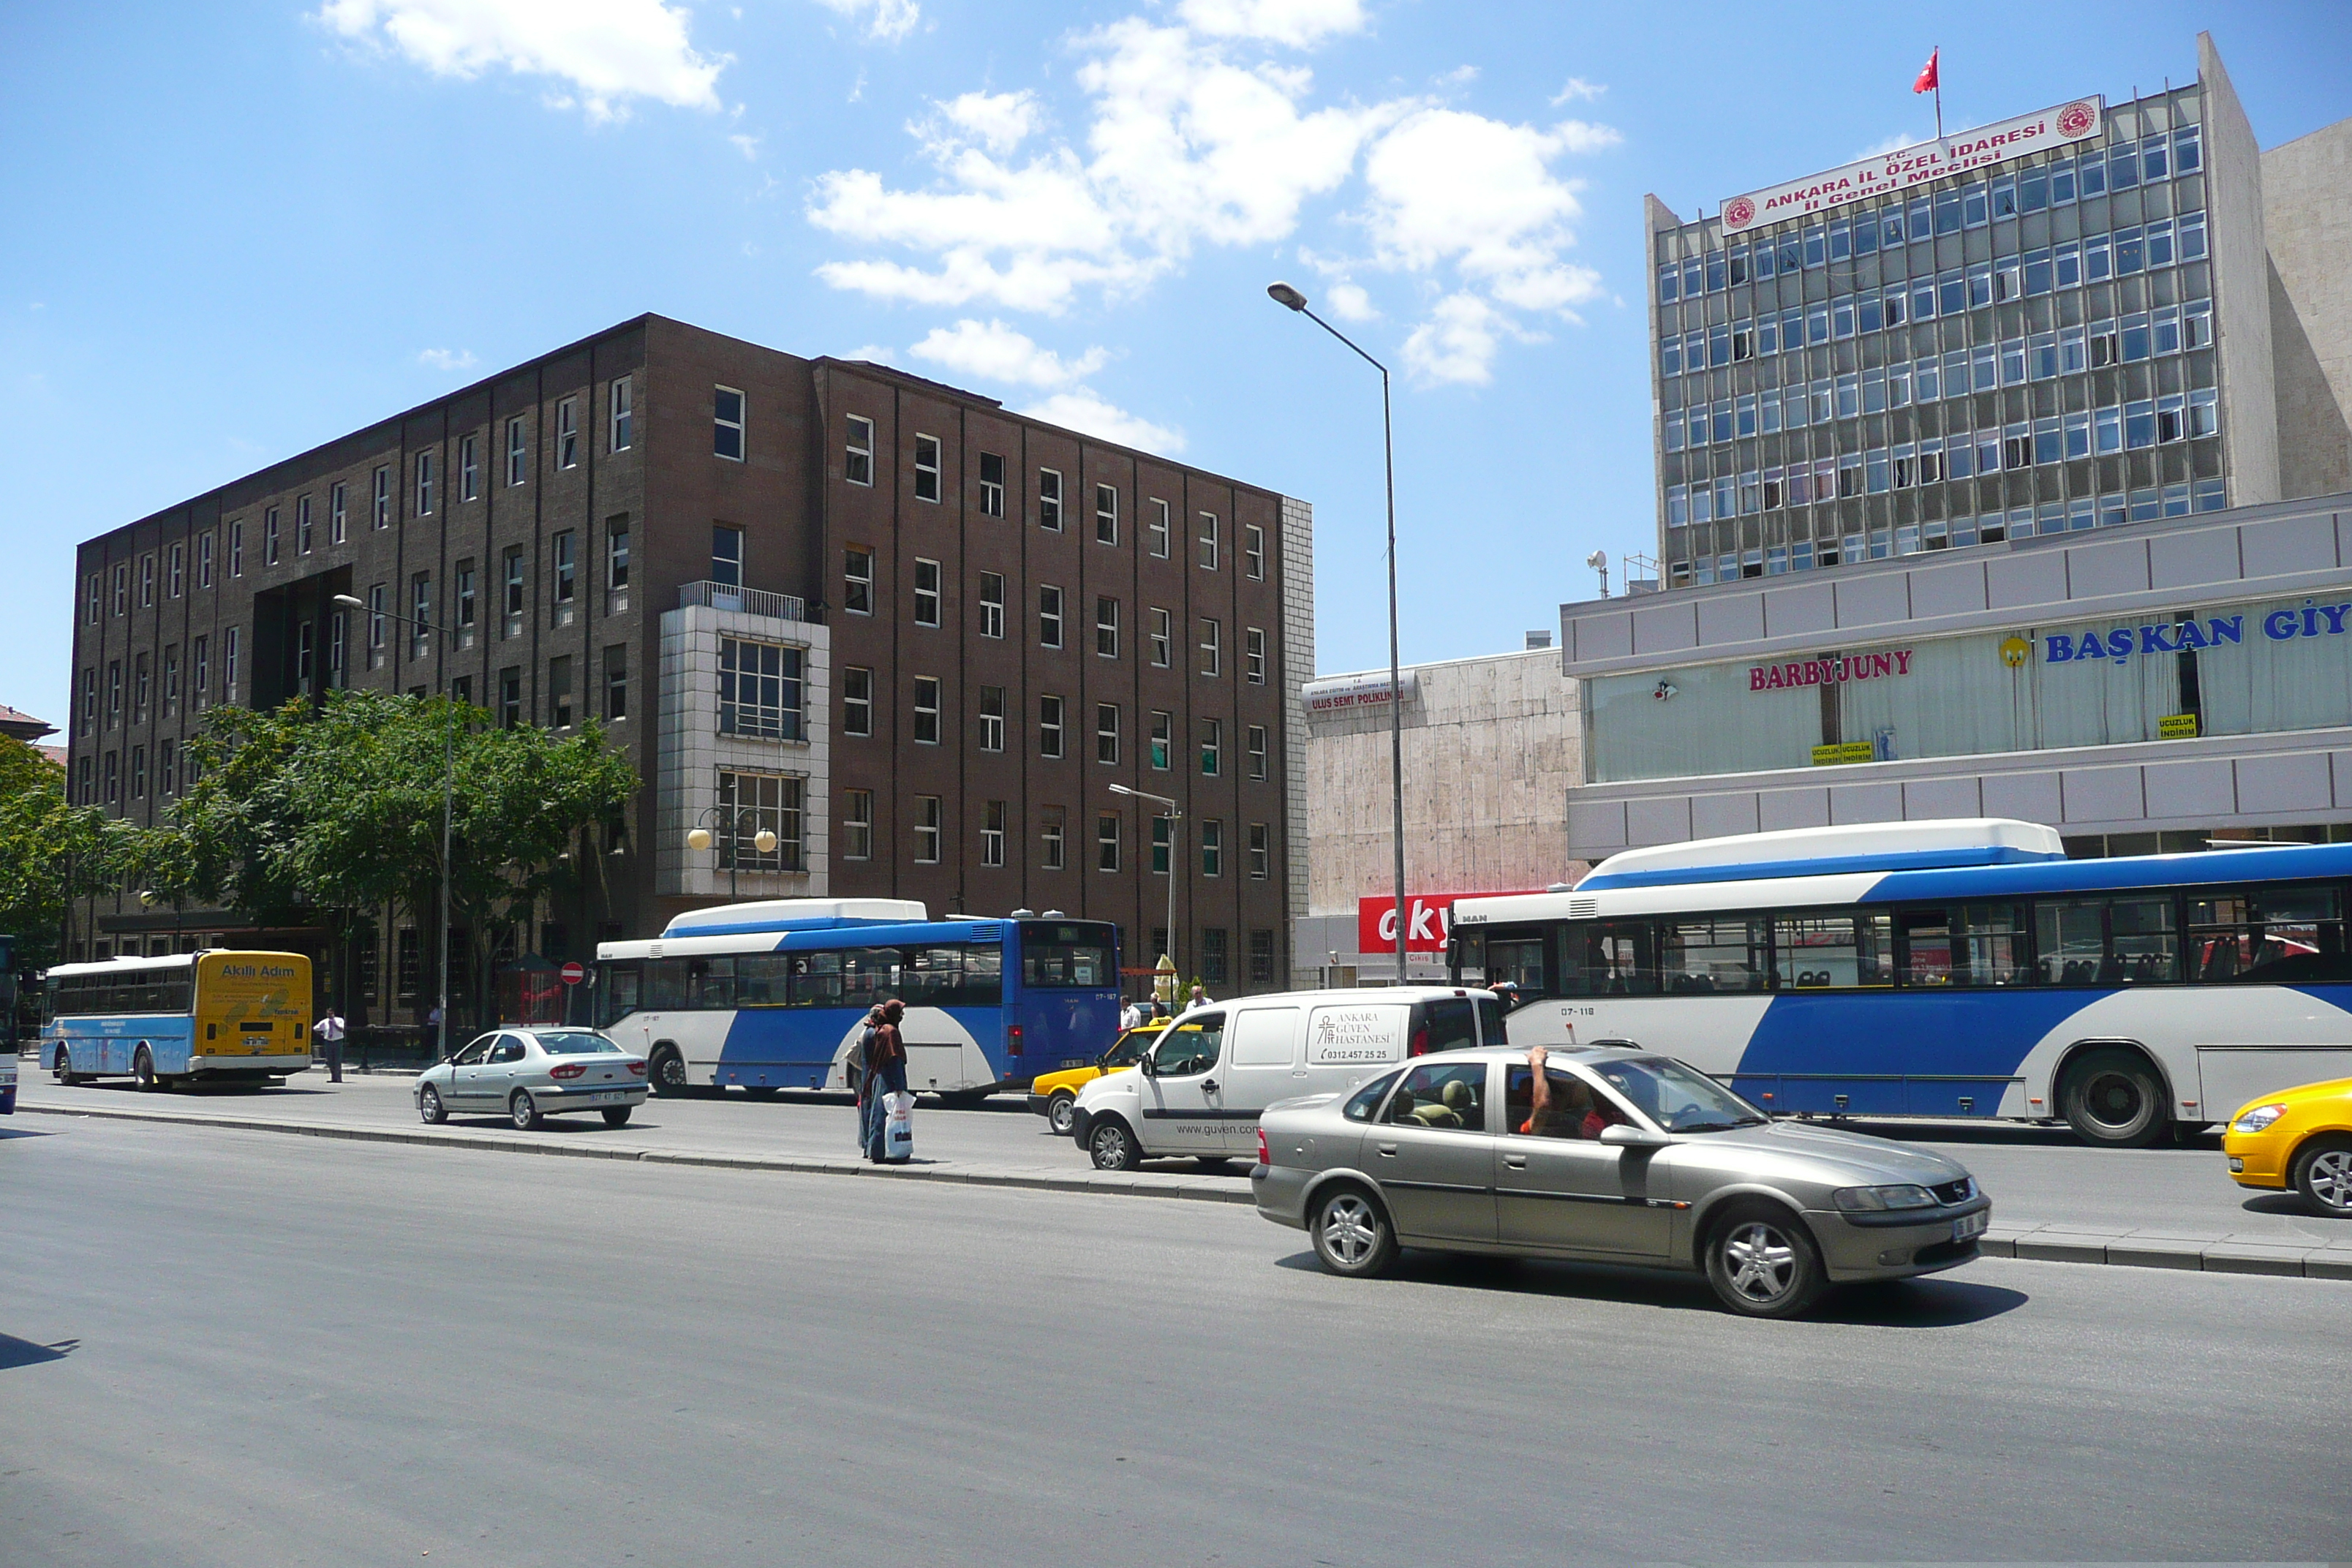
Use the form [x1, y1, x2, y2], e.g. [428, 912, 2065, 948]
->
[418, 1085, 446, 1125]
[1047, 1093, 1077, 1136]
[1723, 1223, 1796, 1302]
[1705, 1203, 1826, 1318]
[1310, 1188, 1397, 1278]
[1088, 1119, 1137, 1171]
[2296, 1137, 2352, 1217]
[511, 1090, 543, 1131]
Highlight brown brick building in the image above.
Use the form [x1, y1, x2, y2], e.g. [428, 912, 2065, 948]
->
[65, 314, 1313, 1017]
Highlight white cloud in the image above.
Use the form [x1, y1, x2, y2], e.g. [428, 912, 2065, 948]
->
[1437, 64, 1478, 88]
[813, 0, 920, 43]
[1176, 0, 1365, 47]
[1326, 281, 1375, 320]
[1403, 293, 1523, 385]
[729, 132, 761, 159]
[316, 0, 727, 121]
[909, 319, 1108, 388]
[1853, 129, 1930, 161]
[930, 90, 1040, 157]
[418, 347, 478, 372]
[841, 343, 897, 364]
[1020, 387, 1184, 454]
[1550, 76, 1605, 105]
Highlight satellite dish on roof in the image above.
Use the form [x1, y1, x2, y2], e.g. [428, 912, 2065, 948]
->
[1585, 550, 1610, 599]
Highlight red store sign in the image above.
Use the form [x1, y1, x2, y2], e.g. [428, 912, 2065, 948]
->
[1357, 892, 1545, 955]
[1750, 649, 1914, 693]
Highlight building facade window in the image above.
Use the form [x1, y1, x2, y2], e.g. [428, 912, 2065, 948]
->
[502, 548, 526, 631]
[714, 386, 745, 460]
[1151, 815, 1173, 875]
[162, 644, 178, 715]
[1199, 618, 1221, 676]
[1149, 499, 1171, 557]
[228, 523, 242, 577]
[1096, 596, 1120, 659]
[1039, 585, 1063, 649]
[1247, 724, 1268, 780]
[720, 638, 805, 740]
[223, 627, 238, 700]
[296, 497, 314, 556]
[609, 376, 633, 453]
[410, 573, 431, 655]
[1040, 806, 1066, 870]
[1248, 822, 1270, 878]
[1244, 523, 1265, 580]
[607, 519, 630, 598]
[1096, 812, 1120, 872]
[1201, 928, 1228, 987]
[845, 415, 873, 485]
[1150, 711, 1172, 770]
[1150, 607, 1172, 667]
[417, 451, 437, 514]
[978, 571, 1004, 638]
[263, 508, 279, 565]
[843, 788, 873, 860]
[979, 685, 1005, 752]
[1095, 483, 1118, 544]
[455, 559, 477, 633]
[979, 451, 1005, 516]
[1198, 513, 1219, 570]
[503, 416, 527, 486]
[1096, 702, 1119, 765]
[912, 675, 942, 744]
[1039, 468, 1063, 530]
[913, 558, 942, 627]
[555, 398, 578, 469]
[913, 795, 943, 863]
[499, 668, 522, 729]
[720, 769, 806, 872]
[913, 434, 941, 502]
[842, 666, 873, 736]
[1249, 929, 1275, 983]
[711, 524, 744, 587]
[1200, 819, 1221, 877]
[1039, 694, 1065, 758]
[549, 656, 573, 728]
[1245, 627, 1266, 684]
[197, 532, 213, 589]
[981, 801, 1006, 867]
[167, 541, 184, 598]
[604, 644, 628, 720]
[1200, 717, 1221, 775]
[552, 529, 576, 611]
[459, 434, 479, 500]
[843, 547, 873, 614]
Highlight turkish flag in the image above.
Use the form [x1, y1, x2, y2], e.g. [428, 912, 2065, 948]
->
[1913, 48, 1940, 94]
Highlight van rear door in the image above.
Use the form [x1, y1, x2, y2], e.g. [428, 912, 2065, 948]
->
[1222, 1005, 1304, 1147]
[1300, 1001, 1409, 1096]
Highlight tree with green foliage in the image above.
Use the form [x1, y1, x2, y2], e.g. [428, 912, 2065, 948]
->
[137, 690, 637, 1025]
[0, 734, 138, 977]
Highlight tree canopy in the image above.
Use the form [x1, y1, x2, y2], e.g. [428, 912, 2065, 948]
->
[0, 734, 137, 973]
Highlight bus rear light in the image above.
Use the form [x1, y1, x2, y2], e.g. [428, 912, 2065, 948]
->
[549, 1063, 587, 1080]
[1007, 1026, 1023, 1057]
[1256, 1128, 1270, 1165]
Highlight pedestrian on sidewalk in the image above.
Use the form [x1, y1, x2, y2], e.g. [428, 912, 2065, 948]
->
[852, 1003, 884, 1150]
[312, 1006, 347, 1084]
[1188, 983, 1215, 1010]
[861, 999, 908, 1165]
[1120, 997, 1143, 1030]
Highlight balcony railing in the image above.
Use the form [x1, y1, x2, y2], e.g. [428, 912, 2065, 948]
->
[678, 581, 812, 622]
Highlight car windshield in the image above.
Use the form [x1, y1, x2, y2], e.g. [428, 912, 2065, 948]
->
[535, 1031, 622, 1055]
[1588, 1056, 1767, 1133]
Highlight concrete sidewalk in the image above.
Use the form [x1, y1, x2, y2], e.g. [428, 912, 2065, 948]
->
[16, 1068, 2352, 1282]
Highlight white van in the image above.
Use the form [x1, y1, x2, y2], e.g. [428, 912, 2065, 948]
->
[1066, 987, 1505, 1170]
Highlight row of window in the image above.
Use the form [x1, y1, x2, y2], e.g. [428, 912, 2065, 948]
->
[1673, 479, 2228, 581]
[1667, 392, 2220, 525]
[839, 666, 1272, 778]
[843, 415, 1267, 574]
[83, 381, 640, 625]
[833, 785, 1274, 879]
[1667, 309, 2213, 453]
[1659, 123, 2206, 300]
[80, 630, 238, 736]
[1662, 227, 2209, 383]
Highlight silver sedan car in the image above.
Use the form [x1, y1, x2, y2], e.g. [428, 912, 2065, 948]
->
[1252, 1043, 1990, 1318]
[415, 1028, 649, 1130]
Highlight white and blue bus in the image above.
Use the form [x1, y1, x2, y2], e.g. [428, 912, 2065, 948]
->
[595, 900, 1122, 1102]
[1449, 819, 2352, 1147]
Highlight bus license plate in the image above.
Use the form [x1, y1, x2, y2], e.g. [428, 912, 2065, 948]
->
[1953, 1211, 1989, 1242]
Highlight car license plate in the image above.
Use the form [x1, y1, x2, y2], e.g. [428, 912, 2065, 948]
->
[587, 1090, 630, 1104]
[1953, 1210, 1989, 1241]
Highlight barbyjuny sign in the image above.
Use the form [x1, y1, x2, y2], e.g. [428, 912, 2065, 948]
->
[1722, 97, 2105, 233]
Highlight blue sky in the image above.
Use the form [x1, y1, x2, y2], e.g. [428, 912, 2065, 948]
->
[4, 0, 2349, 725]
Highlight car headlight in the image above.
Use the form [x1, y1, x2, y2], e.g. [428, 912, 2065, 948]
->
[1833, 1184, 1938, 1212]
[2230, 1104, 2288, 1136]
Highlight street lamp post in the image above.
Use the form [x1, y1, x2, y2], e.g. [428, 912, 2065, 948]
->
[1266, 282, 1409, 983]
[333, 593, 459, 1060]
[687, 807, 778, 903]
[1108, 782, 1180, 1002]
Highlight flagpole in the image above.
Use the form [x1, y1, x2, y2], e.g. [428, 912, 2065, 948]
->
[1933, 46, 1943, 141]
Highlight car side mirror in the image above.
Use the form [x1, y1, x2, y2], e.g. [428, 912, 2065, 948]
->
[1599, 1123, 1669, 1149]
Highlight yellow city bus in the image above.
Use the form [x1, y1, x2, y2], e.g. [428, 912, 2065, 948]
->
[45, 950, 314, 1089]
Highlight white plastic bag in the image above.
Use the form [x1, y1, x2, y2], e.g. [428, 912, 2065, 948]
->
[883, 1090, 915, 1163]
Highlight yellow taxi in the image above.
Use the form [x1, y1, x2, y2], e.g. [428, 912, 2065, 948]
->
[1026, 1022, 1170, 1135]
[2223, 1076, 2352, 1217]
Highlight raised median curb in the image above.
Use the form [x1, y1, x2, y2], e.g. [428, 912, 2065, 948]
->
[15, 1101, 1255, 1205]
[23, 1101, 2352, 1273]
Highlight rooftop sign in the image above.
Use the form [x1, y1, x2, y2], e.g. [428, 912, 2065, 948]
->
[1722, 97, 2103, 234]
[1303, 669, 1420, 714]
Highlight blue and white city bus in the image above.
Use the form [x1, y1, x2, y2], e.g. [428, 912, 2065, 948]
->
[595, 900, 1121, 1101]
[1449, 819, 2352, 1147]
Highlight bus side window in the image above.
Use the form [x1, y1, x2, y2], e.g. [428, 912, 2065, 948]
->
[1772, 910, 1894, 989]
[1563, 921, 1659, 996]
[687, 957, 735, 1010]
[644, 957, 689, 1010]
[1899, 903, 2028, 987]
[2036, 897, 2179, 985]
[735, 954, 789, 1007]
[960, 943, 1004, 1006]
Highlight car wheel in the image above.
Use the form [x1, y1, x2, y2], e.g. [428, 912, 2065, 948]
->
[602, 1107, 633, 1128]
[649, 1048, 690, 1098]
[132, 1047, 157, 1092]
[510, 1090, 544, 1131]
[417, 1085, 447, 1125]
[2292, 1135, 2352, 1218]
[1047, 1092, 1078, 1136]
[2059, 1047, 2168, 1147]
[1310, 1186, 1398, 1278]
[54, 1047, 80, 1086]
[1088, 1117, 1141, 1172]
[1704, 1202, 1827, 1319]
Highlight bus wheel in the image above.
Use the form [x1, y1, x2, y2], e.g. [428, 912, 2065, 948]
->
[649, 1048, 690, 1098]
[53, 1047, 80, 1087]
[132, 1047, 158, 1092]
[2060, 1048, 2168, 1147]
[1047, 1091, 1078, 1136]
[1088, 1117, 1141, 1171]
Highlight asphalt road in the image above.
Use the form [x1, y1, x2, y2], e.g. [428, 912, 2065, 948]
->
[21, 1066, 2351, 1244]
[4, 1115, 2347, 1564]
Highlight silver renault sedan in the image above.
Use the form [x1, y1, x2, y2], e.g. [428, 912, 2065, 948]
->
[415, 1028, 649, 1130]
[1252, 1043, 1989, 1318]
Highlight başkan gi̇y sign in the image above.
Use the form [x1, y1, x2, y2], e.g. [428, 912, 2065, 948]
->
[1722, 97, 2103, 233]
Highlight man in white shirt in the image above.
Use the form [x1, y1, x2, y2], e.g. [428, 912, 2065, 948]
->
[1188, 984, 1215, 1010]
[1119, 998, 1143, 1030]
[312, 1007, 347, 1083]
